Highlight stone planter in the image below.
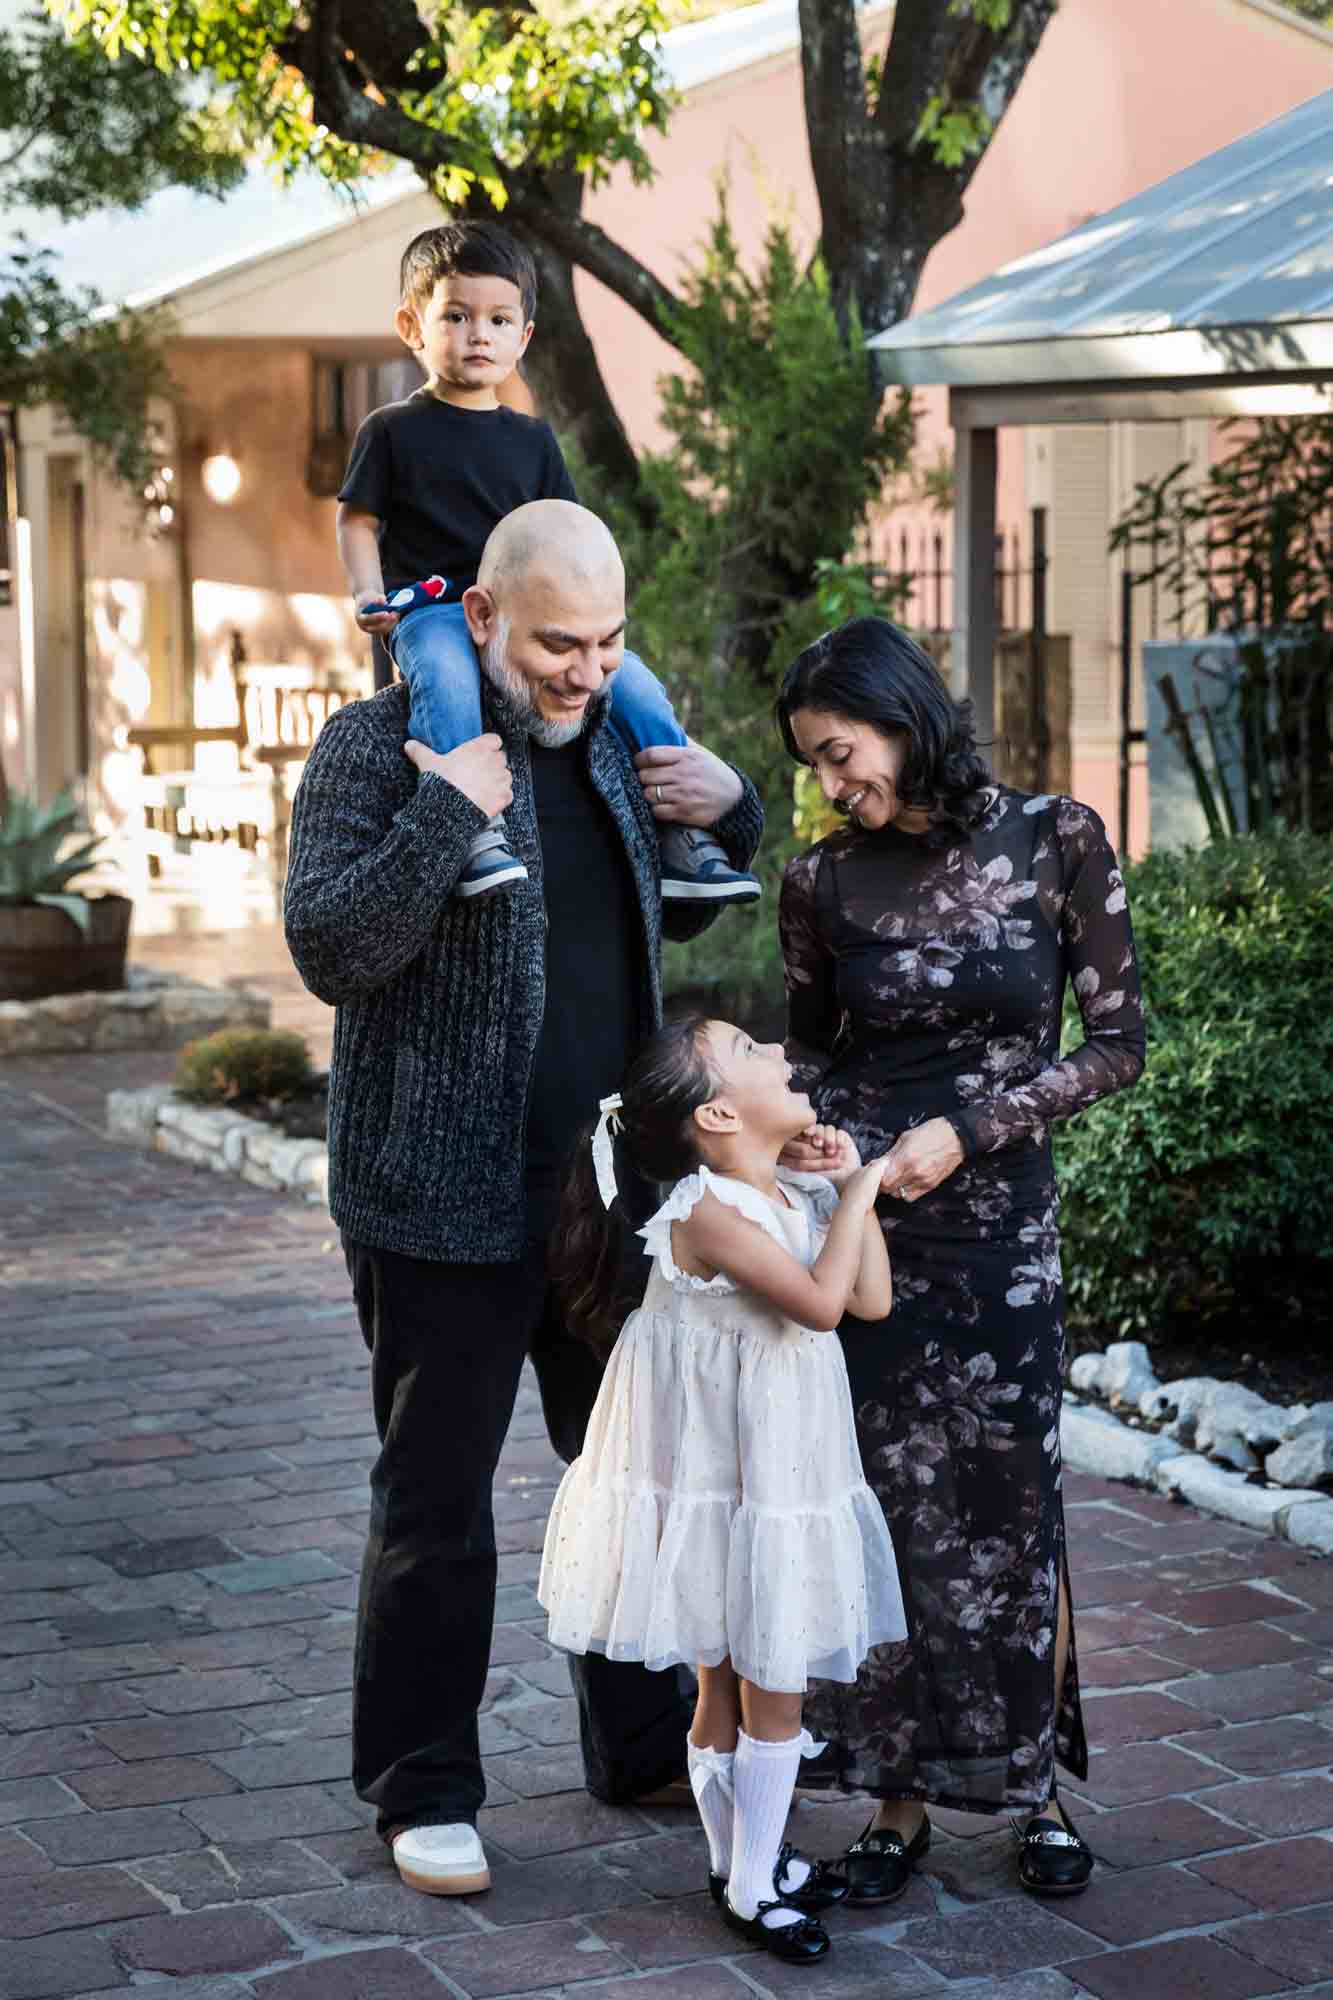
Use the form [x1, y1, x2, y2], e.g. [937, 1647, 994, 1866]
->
[0, 893, 133, 1001]
[0, 966, 270, 1058]
[107, 1082, 329, 1206]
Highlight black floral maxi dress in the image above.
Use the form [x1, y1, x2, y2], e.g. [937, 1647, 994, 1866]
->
[780, 785, 1145, 1814]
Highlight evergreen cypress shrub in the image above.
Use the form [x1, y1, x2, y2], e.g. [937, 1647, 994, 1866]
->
[1056, 831, 1333, 1332]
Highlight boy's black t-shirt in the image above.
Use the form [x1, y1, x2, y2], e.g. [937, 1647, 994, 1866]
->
[523, 734, 642, 1240]
[338, 390, 577, 594]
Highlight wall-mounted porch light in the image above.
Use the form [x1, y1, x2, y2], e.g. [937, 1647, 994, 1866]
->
[201, 452, 243, 505]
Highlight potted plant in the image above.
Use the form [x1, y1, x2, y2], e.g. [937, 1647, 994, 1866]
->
[0, 789, 132, 1001]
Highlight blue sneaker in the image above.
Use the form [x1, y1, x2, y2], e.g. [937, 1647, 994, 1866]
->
[457, 821, 528, 900]
[659, 825, 761, 903]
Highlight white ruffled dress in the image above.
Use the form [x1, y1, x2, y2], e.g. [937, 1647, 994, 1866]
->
[538, 1166, 907, 1693]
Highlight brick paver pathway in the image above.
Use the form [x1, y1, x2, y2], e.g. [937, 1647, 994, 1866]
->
[2, 1053, 1331, 2000]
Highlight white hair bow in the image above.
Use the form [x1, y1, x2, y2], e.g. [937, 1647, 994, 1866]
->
[592, 1093, 624, 1210]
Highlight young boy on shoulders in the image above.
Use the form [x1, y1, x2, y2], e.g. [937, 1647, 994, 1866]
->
[337, 220, 759, 905]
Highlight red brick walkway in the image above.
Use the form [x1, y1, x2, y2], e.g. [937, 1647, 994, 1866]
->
[1, 1052, 1331, 2000]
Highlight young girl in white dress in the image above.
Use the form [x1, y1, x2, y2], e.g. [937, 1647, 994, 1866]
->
[540, 1012, 907, 1966]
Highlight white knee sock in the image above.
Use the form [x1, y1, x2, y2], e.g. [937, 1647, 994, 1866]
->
[687, 1740, 734, 1878]
[728, 1727, 806, 1927]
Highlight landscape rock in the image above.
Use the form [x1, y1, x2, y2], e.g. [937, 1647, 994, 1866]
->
[162, 1103, 238, 1150]
[1197, 1383, 1293, 1473]
[0, 1000, 44, 1054]
[289, 1151, 328, 1198]
[1061, 1403, 1178, 1484]
[1153, 1377, 1214, 1446]
[107, 1082, 176, 1145]
[1153, 1454, 1325, 1532]
[34, 990, 101, 1026]
[1265, 1414, 1333, 1491]
[1282, 1498, 1333, 1555]
[1064, 1339, 1332, 1542]
[1069, 1353, 1108, 1395]
[265, 1138, 327, 1187]
[1101, 1341, 1162, 1410]
[242, 1127, 287, 1173]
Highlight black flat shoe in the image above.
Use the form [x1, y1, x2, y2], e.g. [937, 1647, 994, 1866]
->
[842, 1812, 930, 1906]
[1014, 1801, 1094, 1896]
[708, 1842, 849, 1914]
[722, 1893, 830, 1962]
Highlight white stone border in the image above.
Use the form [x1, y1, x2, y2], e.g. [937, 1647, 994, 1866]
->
[1061, 1397, 1333, 1555]
[107, 1082, 328, 1207]
[1, 966, 270, 1057]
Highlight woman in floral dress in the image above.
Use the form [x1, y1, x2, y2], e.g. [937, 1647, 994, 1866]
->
[774, 618, 1145, 1900]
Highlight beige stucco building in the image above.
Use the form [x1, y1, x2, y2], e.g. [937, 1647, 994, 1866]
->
[2, 0, 1330, 924]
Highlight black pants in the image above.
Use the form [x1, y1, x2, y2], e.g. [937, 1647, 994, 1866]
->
[343, 1232, 692, 1839]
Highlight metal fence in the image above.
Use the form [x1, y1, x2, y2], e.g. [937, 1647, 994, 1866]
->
[873, 514, 1048, 636]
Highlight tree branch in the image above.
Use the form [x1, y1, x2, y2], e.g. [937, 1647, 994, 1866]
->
[340, 0, 438, 96]
[876, 0, 1056, 188]
[502, 180, 692, 345]
[286, 5, 690, 351]
[296, 0, 447, 169]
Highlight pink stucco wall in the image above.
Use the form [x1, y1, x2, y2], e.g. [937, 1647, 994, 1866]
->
[583, 0, 1331, 490]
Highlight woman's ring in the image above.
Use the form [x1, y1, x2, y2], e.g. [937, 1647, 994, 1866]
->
[655, 784, 664, 804]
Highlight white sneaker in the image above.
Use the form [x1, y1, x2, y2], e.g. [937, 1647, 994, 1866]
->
[391, 1822, 491, 1896]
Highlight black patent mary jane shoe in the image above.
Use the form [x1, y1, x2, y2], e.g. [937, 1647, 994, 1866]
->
[708, 1842, 849, 1914]
[722, 1893, 830, 1962]
[1015, 1802, 1094, 1897]
[842, 1812, 930, 1906]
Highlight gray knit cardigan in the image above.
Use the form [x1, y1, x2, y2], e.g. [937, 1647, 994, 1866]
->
[283, 680, 764, 1263]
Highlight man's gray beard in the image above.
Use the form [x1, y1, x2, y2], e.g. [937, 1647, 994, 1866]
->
[481, 621, 608, 748]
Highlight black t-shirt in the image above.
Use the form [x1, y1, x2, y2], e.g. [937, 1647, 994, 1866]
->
[338, 390, 577, 594]
[523, 738, 642, 1240]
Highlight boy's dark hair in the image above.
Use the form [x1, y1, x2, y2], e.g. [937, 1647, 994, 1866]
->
[399, 220, 538, 322]
[775, 616, 992, 846]
[550, 1012, 717, 1356]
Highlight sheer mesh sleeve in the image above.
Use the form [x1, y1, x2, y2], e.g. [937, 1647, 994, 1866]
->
[780, 847, 840, 1095]
[950, 802, 1146, 1158]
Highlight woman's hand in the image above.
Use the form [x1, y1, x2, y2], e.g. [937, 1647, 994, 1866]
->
[880, 1117, 965, 1204]
[778, 1123, 858, 1181]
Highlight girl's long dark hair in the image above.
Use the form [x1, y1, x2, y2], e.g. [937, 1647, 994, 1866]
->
[552, 1012, 716, 1356]
[775, 616, 991, 845]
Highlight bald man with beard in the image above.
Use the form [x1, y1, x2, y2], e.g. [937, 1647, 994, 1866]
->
[285, 501, 764, 1897]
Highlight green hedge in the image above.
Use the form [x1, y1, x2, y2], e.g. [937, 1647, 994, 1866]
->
[1056, 832, 1333, 1331]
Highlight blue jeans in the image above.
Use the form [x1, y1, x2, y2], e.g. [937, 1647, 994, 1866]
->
[391, 602, 687, 759]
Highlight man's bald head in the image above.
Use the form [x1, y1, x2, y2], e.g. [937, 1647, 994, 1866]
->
[477, 498, 623, 602]
[463, 499, 628, 745]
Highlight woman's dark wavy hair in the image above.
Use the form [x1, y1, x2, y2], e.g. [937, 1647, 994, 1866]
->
[551, 1012, 716, 1357]
[775, 616, 992, 845]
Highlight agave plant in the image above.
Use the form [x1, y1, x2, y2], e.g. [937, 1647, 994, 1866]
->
[0, 789, 106, 937]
